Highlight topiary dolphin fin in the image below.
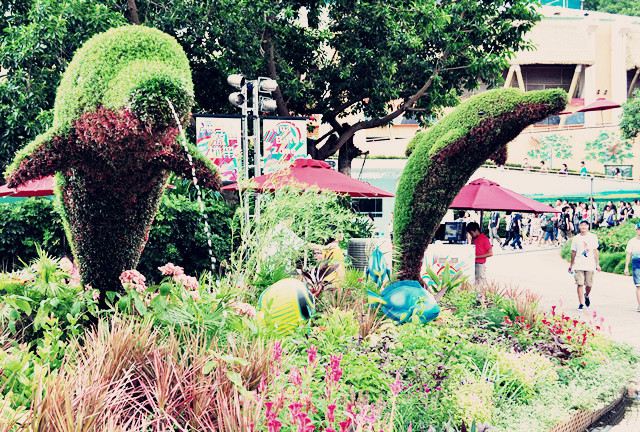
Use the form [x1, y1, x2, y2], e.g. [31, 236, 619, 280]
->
[4, 25, 220, 301]
[394, 88, 567, 280]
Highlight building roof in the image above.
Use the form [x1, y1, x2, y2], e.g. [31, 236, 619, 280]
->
[512, 6, 640, 68]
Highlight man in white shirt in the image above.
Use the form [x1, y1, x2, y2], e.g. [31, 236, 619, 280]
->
[569, 220, 600, 310]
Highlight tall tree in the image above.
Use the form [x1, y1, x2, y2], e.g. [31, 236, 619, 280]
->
[583, 0, 640, 16]
[129, 0, 541, 173]
[621, 92, 640, 140]
[0, 0, 125, 174]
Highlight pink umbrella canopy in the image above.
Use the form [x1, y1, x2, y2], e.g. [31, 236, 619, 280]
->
[222, 158, 394, 198]
[576, 98, 621, 113]
[449, 178, 558, 213]
[0, 176, 55, 197]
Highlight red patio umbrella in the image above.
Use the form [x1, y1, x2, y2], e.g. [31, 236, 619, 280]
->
[576, 98, 621, 113]
[222, 158, 394, 198]
[0, 176, 55, 197]
[450, 178, 558, 214]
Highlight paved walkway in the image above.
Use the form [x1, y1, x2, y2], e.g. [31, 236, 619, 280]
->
[488, 247, 640, 431]
[489, 246, 640, 347]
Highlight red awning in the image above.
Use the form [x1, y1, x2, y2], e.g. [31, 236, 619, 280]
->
[0, 176, 55, 197]
[577, 98, 621, 113]
[449, 178, 558, 213]
[222, 159, 394, 198]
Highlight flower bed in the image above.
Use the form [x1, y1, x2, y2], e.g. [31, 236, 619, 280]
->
[1, 251, 637, 431]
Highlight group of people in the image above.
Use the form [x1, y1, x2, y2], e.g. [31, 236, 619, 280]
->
[484, 199, 640, 250]
[522, 159, 591, 176]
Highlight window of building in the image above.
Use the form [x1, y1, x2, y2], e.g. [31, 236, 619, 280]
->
[352, 198, 383, 218]
[628, 69, 640, 97]
[521, 65, 577, 93]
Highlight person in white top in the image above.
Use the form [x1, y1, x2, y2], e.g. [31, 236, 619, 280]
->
[624, 222, 640, 312]
[568, 220, 600, 310]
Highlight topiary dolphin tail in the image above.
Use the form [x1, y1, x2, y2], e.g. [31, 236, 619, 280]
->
[393, 88, 567, 280]
[4, 26, 220, 300]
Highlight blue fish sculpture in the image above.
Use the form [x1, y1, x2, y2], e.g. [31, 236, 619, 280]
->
[368, 280, 440, 324]
[365, 246, 391, 289]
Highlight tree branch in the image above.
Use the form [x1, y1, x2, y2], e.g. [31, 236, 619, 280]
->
[264, 34, 290, 117]
[319, 71, 440, 159]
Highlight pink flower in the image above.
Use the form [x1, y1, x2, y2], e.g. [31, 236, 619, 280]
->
[307, 345, 318, 366]
[230, 301, 257, 318]
[174, 273, 199, 291]
[92, 290, 100, 302]
[188, 290, 201, 301]
[289, 368, 303, 387]
[59, 257, 74, 274]
[158, 262, 184, 277]
[326, 404, 336, 423]
[327, 355, 343, 384]
[119, 269, 146, 292]
[390, 372, 403, 396]
[273, 342, 283, 364]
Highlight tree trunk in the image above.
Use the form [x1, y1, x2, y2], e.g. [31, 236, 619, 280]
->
[337, 141, 351, 175]
[337, 134, 363, 175]
[127, 0, 141, 24]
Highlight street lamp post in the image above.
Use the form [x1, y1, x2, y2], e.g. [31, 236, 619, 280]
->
[227, 74, 279, 179]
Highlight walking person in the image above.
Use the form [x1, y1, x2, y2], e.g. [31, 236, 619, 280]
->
[488, 211, 501, 246]
[466, 222, 493, 285]
[501, 212, 513, 249]
[624, 222, 640, 312]
[568, 220, 600, 311]
[510, 212, 523, 250]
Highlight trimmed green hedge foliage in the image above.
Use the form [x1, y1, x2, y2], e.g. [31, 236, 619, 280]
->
[0, 190, 233, 281]
[394, 88, 567, 279]
[4, 26, 221, 301]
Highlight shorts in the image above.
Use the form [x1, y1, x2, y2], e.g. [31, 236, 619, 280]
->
[475, 263, 486, 284]
[574, 270, 594, 287]
[631, 258, 640, 286]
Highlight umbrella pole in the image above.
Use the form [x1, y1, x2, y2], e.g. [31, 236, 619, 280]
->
[480, 210, 484, 232]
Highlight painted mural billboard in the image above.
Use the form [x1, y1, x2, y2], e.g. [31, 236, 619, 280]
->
[195, 115, 242, 182]
[262, 118, 309, 173]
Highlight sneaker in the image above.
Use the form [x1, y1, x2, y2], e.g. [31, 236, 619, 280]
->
[585, 296, 590, 307]
[578, 304, 584, 311]
[636, 306, 640, 312]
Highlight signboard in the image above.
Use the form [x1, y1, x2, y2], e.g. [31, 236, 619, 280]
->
[422, 244, 475, 286]
[195, 115, 242, 182]
[262, 117, 308, 173]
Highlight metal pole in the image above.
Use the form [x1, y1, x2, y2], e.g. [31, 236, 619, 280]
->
[254, 79, 262, 177]
[241, 84, 249, 180]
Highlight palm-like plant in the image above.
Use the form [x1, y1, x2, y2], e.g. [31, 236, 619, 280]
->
[424, 263, 467, 301]
[298, 260, 339, 298]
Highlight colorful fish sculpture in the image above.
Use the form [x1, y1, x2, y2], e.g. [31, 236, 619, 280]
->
[365, 246, 391, 288]
[257, 278, 315, 335]
[368, 280, 440, 324]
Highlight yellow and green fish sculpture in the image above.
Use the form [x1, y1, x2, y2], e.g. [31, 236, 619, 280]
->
[368, 280, 440, 324]
[257, 278, 315, 335]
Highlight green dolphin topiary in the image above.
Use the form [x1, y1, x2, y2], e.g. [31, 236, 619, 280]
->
[394, 88, 567, 280]
[4, 25, 220, 301]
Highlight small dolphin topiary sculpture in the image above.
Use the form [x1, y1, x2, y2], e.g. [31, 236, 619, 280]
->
[394, 88, 567, 280]
[5, 26, 220, 302]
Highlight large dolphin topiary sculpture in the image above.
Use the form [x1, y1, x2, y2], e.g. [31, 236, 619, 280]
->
[394, 88, 567, 280]
[4, 26, 220, 302]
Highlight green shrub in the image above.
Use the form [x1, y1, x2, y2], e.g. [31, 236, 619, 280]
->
[0, 198, 68, 269]
[0, 186, 234, 282]
[394, 88, 567, 279]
